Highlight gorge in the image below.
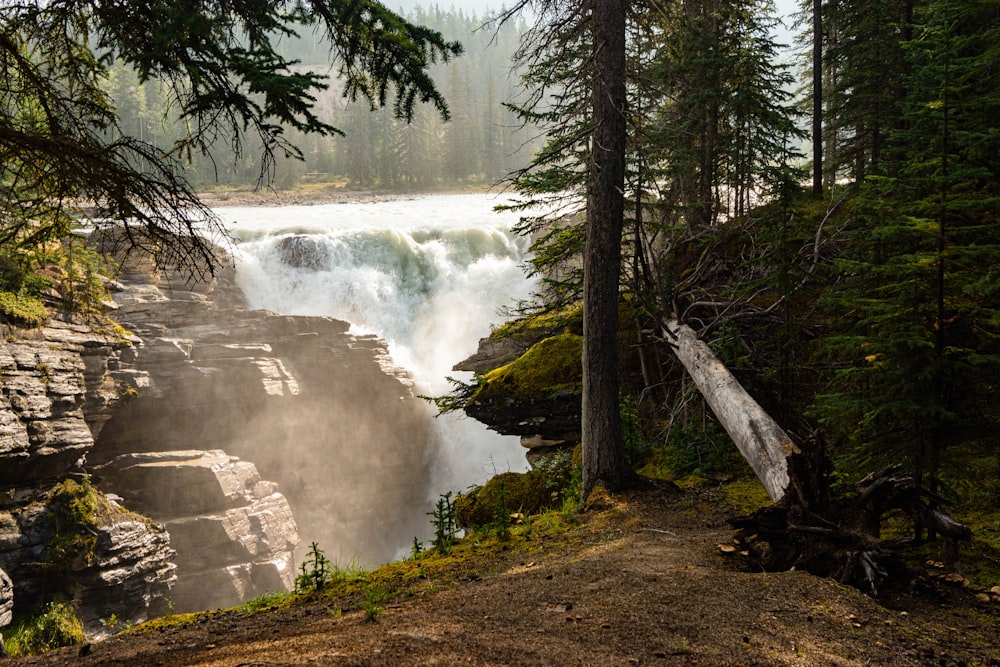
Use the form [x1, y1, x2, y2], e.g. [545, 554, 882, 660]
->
[0, 192, 536, 634]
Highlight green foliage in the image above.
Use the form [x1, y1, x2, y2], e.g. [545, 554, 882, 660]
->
[453, 460, 576, 531]
[2, 601, 85, 657]
[409, 537, 423, 559]
[294, 542, 332, 594]
[420, 376, 478, 415]
[535, 449, 582, 512]
[99, 613, 132, 634]
[620, 394, 649, 466]
[637, 419, 740, 481]
[56, 238, 112, 317]
[239, 591, 291, 615]
[0, 291, 48, 326]
[45, 478, 102, 570]
[809, 0, 1000, 486]
[428, 492, 458, 554]
[293, 543, 366, 595]
[360, 586, 390, 621]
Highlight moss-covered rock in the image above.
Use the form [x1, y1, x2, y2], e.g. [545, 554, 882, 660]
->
[454, 471, 553, 530]
[462, 333, 583, 438]
[471, 333, 582, 402]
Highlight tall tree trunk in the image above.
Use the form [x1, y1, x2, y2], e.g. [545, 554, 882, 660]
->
[581, 0, 631, 500]
[812, 0, 824, 197]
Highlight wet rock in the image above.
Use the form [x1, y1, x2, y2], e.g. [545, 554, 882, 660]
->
[275, 235, 331, 270]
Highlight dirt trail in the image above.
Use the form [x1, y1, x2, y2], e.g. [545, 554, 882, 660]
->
[11, 488, 999, 666]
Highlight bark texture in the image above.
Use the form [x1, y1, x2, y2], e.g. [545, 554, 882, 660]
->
[581, 0, 631, 499]
[664, 319, 798, 501]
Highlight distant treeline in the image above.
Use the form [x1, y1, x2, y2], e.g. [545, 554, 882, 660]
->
[103, 6, 540, 190]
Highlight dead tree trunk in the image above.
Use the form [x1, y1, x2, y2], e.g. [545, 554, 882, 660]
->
[663, 318, 971, 596]
[664, 319, 798, 502]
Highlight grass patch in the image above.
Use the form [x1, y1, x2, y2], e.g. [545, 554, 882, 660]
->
[2, 601, 85, 657]
[239, 591, 293, 615]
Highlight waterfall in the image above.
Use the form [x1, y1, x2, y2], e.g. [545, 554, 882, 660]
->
[216, 193, 534, 500]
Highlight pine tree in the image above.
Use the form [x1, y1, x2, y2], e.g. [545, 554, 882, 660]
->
[812, 0, 1000, 488]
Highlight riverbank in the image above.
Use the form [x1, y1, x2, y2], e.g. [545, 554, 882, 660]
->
[199, 183, 501, 208]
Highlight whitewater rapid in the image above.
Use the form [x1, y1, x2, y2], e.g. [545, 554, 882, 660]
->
[215, 192, 534, 495]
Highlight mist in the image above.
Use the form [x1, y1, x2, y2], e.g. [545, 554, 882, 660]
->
[215, 193, 535, 562]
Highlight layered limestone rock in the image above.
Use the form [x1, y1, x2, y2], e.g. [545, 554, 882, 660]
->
[0, 566, 12, 627]
[91, 243, 437, 596]
[0, 483, 175, 635]
[94, 451, 298, 611]
[0, 318, 177, 633]
[0, 321, 139, 485]
[454, 333, 582, 463]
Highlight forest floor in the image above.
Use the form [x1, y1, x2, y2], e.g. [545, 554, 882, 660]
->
[9, 484, 1000, 667]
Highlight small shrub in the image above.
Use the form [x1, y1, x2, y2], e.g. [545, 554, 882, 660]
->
[294, 543, 364, 594]
[428, 492, 458, 554]
[2, 601, 85, 657]
[294, 542, 332, 593]
[360, 586, 390, 621]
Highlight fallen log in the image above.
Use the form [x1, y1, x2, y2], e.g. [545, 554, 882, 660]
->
[663, 319, 803, 502]
[662, 318, 972, 595]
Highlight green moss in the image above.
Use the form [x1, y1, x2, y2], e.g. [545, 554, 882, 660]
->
[471, 333, 583, 403]
[454, 463, 574, 530]
[2, 600, 85, 657]
[45, 477, 147, 569]
[127, 610, 221, 634]
[0, 290, 48, 327]
[489, 304, 583, 339]
[721, 478, 773, 515]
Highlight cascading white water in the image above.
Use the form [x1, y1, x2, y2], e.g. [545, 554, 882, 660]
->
[215, 192, 535, 499]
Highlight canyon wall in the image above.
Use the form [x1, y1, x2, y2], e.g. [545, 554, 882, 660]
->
[1, 238, 438, 633]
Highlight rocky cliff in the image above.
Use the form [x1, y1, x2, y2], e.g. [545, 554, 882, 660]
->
[454, 331, 583, 465]
[0, 228, 443, 635]
[87, 242, 439, 611]
[0, 320, 176, 635]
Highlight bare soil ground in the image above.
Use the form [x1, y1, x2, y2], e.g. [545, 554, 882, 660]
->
[9, 486, 999, 667]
